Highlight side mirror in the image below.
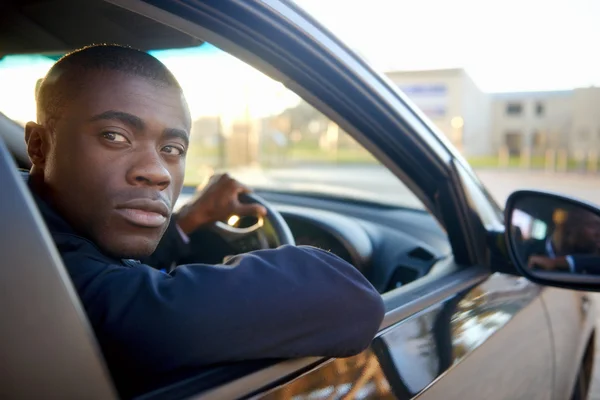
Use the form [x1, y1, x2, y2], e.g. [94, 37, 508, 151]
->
[505, 190, 600, 291]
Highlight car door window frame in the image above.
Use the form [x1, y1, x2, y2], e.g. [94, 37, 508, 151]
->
[113, 0, 498, 389]
[115, 0, 477, 261]
[6, 0, 502, 397]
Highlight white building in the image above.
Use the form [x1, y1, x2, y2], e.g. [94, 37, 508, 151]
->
[388, 68, 600, 159]
[386, 68, 491, 156]
[570, 87, 600, 157]
[491, 91, 572, 156]
[492, 87, 600, 158]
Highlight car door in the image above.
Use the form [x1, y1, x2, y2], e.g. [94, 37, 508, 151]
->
[541, 287, 595, 400]
[106, 0, 553, 398]
[0, 0, 556, 399]
[250, 274, 551, 400]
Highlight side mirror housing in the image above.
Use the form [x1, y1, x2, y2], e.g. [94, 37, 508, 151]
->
[505, 190, 600, 291]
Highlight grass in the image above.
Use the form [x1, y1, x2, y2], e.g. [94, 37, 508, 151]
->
[182, 143, 600, 185]
[466, 155, 593, 170]
[286, 147, 377, 164]
[467, 155, 550, 169]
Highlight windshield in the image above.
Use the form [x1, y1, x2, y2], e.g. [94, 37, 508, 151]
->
[0, 44, 425, 209]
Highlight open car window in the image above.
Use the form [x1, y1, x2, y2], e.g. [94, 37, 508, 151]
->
[0, 17, 467, 397]
[0, 43, 426, 210]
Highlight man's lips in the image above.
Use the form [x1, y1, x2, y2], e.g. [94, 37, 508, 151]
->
[115, 199, 170, 228]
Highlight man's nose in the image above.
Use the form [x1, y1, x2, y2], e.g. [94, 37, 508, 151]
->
[127, 150, 171, 190]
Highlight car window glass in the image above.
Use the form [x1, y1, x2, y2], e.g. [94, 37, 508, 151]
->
[0, 43, 426, 210]
[456, 162, 504, 230]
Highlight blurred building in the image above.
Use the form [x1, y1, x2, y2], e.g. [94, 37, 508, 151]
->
[568, 88, 600, 157]
[387, 68, 600, 159]
[491, 91, 572, 157]
[492, 87, 600, 158]
[386, 68, 492, 156]
[190, 116, 221, 144]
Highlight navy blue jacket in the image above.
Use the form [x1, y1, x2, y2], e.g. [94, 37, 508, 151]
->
[570, 254, 600, 275]
[34, 192, 385, 397]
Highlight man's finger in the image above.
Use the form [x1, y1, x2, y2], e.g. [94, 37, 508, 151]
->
[236, 203, 268, 217]
[236, 183, 252, 194]
[528, 256, 541, 268]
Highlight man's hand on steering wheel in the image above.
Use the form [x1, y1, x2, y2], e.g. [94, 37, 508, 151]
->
[527, 255, 570, 272]
[175, 173, 267, 235]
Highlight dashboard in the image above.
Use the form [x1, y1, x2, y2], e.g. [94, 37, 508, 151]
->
[288, 219, 354, 264]
[267, 193, 453, 293]
[177, 187, 453, 293]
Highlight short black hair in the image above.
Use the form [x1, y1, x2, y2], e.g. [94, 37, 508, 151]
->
[36, 44, 182, 123]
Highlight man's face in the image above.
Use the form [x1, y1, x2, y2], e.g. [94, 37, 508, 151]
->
[563, 210, 600, 255]
[36, 70, 190, 259]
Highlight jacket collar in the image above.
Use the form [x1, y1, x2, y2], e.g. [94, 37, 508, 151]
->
[29, 180, 135, 266]
[28, 181, 77, 237]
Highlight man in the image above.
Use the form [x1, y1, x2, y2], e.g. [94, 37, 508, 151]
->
[528, 253, 600, 274]
[520, 208, 567, 260]
[525, 208, 600, 274]
[25, 44, 384, 397]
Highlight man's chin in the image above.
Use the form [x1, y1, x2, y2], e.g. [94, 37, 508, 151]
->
[99, 236, 160, 261]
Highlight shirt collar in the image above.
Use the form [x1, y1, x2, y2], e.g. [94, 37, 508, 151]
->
[28, 179, 133, 266]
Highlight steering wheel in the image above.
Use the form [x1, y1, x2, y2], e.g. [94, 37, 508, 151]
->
[210, 193, 295, 254]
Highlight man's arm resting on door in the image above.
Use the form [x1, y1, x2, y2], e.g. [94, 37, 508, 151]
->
[63, 244, 385, 374]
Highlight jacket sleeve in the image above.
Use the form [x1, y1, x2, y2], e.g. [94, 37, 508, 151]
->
[570, 254, 600, 275]
[140, 216, 190, 271]
[61, 244, 385, 377]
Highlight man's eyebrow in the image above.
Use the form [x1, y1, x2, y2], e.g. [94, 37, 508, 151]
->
[164, 128, 190, 147]
[89, 110, 145, 130]
[89, 110, 189, 145]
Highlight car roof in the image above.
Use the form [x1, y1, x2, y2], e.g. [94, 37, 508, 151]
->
[0, 0, 206, 168]
[0, 0, 202, 58]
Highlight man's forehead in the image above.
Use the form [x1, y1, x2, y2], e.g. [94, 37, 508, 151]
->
[68, 69, 191, 131]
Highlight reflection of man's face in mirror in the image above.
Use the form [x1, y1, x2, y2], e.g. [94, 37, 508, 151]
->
[561, 209, 600, 255]
[553, 209, 567, 225]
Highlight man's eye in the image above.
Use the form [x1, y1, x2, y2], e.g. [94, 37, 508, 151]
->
[162, 145, 185, 156]
[102, 132, 128, 143]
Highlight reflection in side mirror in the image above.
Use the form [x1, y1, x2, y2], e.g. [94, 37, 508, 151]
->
[505, 190, 600, 291]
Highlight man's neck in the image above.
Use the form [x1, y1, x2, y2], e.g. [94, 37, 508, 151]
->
[27, 174, 78, 237]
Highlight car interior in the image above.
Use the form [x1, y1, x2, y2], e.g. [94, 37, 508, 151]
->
[0, 0, 456, 397]
[1, 0, 453, 294]
[2, 95, 451, 294]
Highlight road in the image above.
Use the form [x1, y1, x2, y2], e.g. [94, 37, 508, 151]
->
[227, 164, 600, 207]
[475, 169, 600, 205]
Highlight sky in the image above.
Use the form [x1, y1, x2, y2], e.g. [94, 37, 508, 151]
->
[0, 45, 300, 123]
[295, 0, 600, 92]
[2, 0, 599, 122]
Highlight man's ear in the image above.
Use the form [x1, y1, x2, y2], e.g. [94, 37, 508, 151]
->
[25, 122, 51, 168]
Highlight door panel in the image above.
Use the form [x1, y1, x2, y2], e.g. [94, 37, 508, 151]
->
[419, 275, 552, 400]
[256, 273, 551, 399]
[256, 351, 395, 399]
[541, 288, 594, 400]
